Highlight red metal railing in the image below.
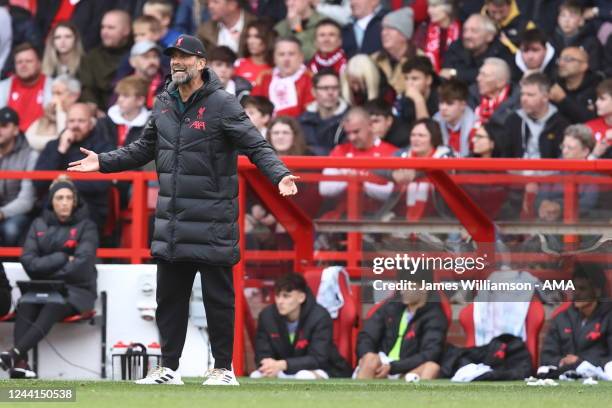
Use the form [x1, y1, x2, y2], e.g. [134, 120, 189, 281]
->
[0, 157, 611, 375]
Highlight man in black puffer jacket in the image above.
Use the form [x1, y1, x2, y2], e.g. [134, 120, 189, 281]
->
[252, 273, 352, 379]
[68, 34, 297, 386]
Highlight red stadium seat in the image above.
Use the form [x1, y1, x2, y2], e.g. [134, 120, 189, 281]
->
[459, 299, 545, 368]
[304, 268, 358, 366]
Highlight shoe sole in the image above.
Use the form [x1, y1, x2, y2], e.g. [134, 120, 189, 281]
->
[134, 381, 184, 385]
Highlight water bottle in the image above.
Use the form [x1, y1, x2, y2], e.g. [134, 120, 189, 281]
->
[111, 341, 129, 380]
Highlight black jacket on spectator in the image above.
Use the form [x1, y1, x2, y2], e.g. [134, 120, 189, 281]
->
[20, 202, 98, 313]
[526, 0, 565, 36]
[299, 100, 347, 156]
[34, 129, 115, 227]
[443, 38, 516, 84]
[0, 263, 11, 316]
[98, 69, 290, 265]
[254, 0, 287, 24]
[554, 70, 602, 123]
[503, 108, 570, 158]
[1, 6, 42, 78]
[468, 83, 521, 126]
[255, 288, 352, 377]
[396, 90, 439, 128]
[551, 26, 602, 73]
[605, 35, 612, 78]
[342, 7, 387, 58]
[441, 334, 533, 380]
[356, 297, 448, 375]
[35, 0, 115, 51]
[541, 303, 612, 370]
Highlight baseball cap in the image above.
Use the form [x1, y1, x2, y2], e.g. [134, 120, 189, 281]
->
[130, 40, 162, 57]
[163, 34, 207, 58]
[0, 107, 19, 126]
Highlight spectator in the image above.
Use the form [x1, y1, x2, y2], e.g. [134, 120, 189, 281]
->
[142, 0, 182, 48]
[197, 0, 256, 55]
[551, 0, 602, 72]
[341, 54, 395, 106]
[549, 46, 600, 123]
[308, 18, 347, 75]
[504, 73, 570, 158]
[209, 46, 252, 102]
[441, 14, 514, 84]
[35, 0, 114, 51]
[433, 78, 476, 157]
[41, 22, 84, 79]
[299, 69, 348, 155]
[132, 15, 164, 44]
[266, 116, 310, 156]
[241, 95, 274, 138]
[0, 107, 37, 246]
[342, 0, 387, 57]
[77, 10, 132, 111]
[364, 98, 405, 147]
[512, 28, 556, 79]
[0, 1, 11, 75]
[319, 107, 396, 204]
[387, 119, 454, 221]
[528, 0, 566, 36]
[234, 19, 276, 86]
[586, 78, 612, 159]
[35, 103, 114, 227]
[482, 0, 533, 54]
[25, 75, 81, 153]
[355, 268, 447, 380]
[251, 273, 352, 379]
[535, 125, 599, 225]
[0, 43, 52, 132]
[108, 76, 151, 148]
[0, 176, 98, 379]
[123, 41, 166, 110]
[396, 56, 439, 127]
[413, 0, 461, 72]
[275, 0, 326, 61]
[372, 7, 416, 95]
[469, 57, 519, 126]
[251, 37, 314, 117]
[540, 263, 612, 377]
[470, 121, 504, 158]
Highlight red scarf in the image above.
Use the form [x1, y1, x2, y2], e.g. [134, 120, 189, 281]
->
[146, 73, 162, 109]
[474, 85, 510, 126]
[308, 48, 347, 75]
[405, 149, 435, 221]
[424, 20, 461, 72]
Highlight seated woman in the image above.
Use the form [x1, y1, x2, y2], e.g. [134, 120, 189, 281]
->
[0, 177, 98, 379]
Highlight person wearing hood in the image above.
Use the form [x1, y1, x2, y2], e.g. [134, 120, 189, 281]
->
[251, 273, 352, 379]
[208, 46, 252, 103]
[0, 107, 38, 247]
[68, 34, 297, 386]
[550, 0, 602, 73]
[107, 76, 151, 148]
[299, 69, 348, 156]
[355, 267, 448, 380]
[0, 177, 98, 379]
[550, 46, 602, 123]
[512, 28, 557, 80]
[504, 73, 570, 159]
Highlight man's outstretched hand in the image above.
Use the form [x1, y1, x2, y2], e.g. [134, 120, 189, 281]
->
[278, 175, 299, 196]
[67, 147, 100, 172]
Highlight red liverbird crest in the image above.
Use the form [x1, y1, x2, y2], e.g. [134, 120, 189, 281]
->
[176, 37, 184, 46]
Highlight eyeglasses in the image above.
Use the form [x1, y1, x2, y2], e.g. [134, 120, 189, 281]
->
[557, 56, 586, 64]
[315, 85, 340, 92]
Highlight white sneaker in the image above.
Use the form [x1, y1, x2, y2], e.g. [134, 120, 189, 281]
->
[202, 368, 240, 386]
[135, 366, 184, 385]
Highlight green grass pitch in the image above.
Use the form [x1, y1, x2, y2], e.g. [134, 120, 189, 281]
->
[1, 378, 611, 408]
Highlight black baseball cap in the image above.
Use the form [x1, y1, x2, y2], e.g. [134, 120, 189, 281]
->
[163, 35, 207, 58]
[0, 107, 19, 125]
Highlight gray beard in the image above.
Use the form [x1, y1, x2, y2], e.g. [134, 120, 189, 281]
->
[172, 71, 193, 85]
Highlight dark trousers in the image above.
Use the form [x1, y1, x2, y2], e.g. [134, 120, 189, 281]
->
[156, 261, 234, 370]
[14, 302, 76, 360]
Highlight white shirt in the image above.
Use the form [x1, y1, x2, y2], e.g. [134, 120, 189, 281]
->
[217, 12, 245, 53]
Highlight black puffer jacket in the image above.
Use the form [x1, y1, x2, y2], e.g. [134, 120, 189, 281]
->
[20, 202, 98, 313]
[255, 288, 352, 377]
[99, 68, 291, 265]
[356, 297, 448, 375]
